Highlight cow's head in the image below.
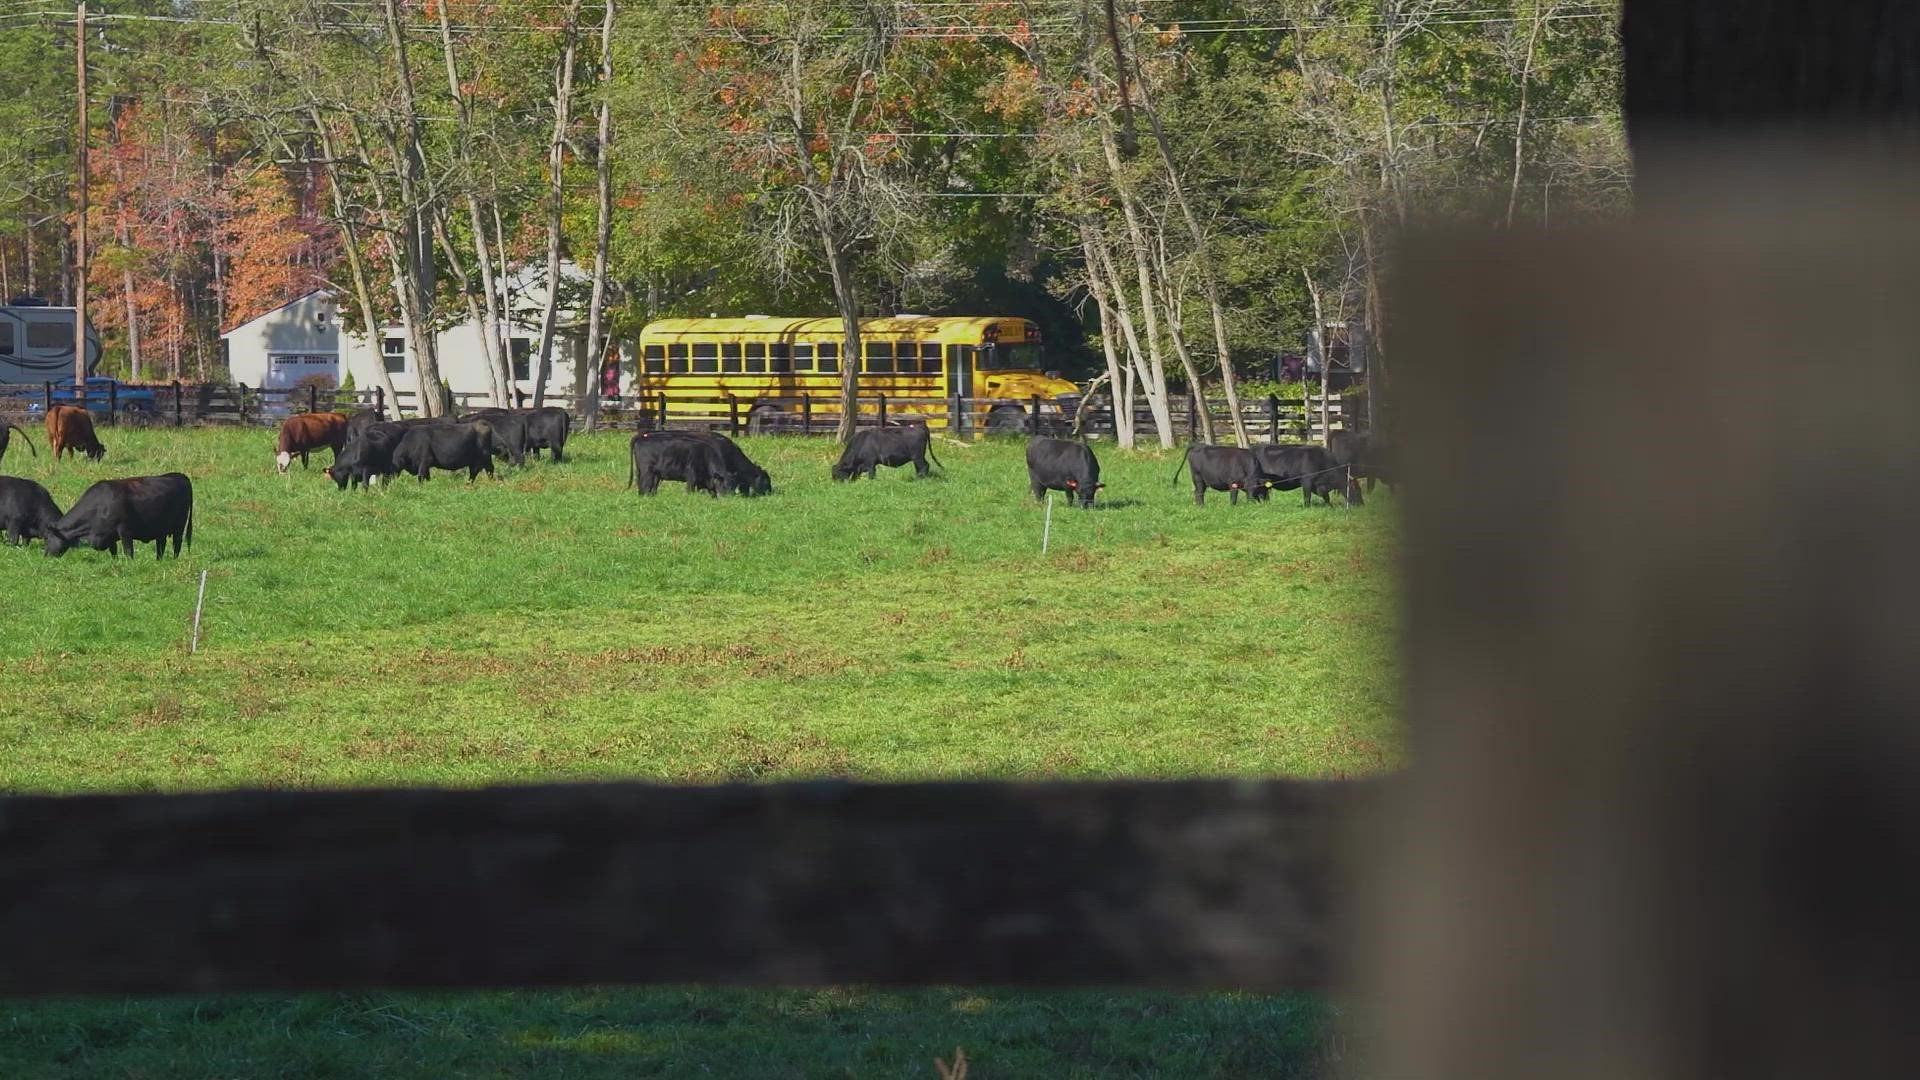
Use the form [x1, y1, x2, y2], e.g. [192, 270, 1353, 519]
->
[831, 461, 855, 482]
[41, 526, 71, 557]
[275, 450, 293, 473]
[324, 464, 351, 490]
[85, 442, 105, 462]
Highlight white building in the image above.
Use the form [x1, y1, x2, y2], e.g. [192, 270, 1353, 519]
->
[220, 266, 620, 403]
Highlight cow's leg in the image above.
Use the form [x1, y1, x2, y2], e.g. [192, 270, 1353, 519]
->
[120, 532, 134, 558]
[1193, 482, 1206, 506]
[5, 526, 19, 546]
[171, 530, 183, 558]
[914, 454, 929, 477]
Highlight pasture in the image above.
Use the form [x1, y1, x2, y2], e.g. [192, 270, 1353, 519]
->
[0, 426, 1397, 1078]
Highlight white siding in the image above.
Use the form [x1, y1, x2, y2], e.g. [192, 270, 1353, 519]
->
[221, 293, 342, 388]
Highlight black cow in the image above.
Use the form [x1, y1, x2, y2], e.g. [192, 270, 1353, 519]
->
[392, 421, 496, 482]
[628, 432, 728, 496]
[681, 431, 772, 496]
[0, 421, 36, 467]
[1328, 430, 1394, 492]
[43, 473, 193, 559]
[325, 422, 407, 490]
[344, 408, 387, 442]
[521, 407, 571, 463]
[458, 409, 529, 467]
[1172, 445, 1269, 505]
[1254, 444, 1363, 508]
[831, 423, 943, 481]
[0, 477, 60, 545]
[1026, 437, 1101, 508]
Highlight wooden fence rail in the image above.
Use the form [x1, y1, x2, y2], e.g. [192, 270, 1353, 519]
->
[0, 382, 1363, 441]
[0, 778, 1352, 996]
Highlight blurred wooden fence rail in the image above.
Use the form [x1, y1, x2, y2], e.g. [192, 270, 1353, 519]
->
[0, 381, 1361, 442]
[0, 779, 1353, 996]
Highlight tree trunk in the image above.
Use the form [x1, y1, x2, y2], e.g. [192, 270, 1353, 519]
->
[1089, 225, 1172, 447]
[308, 115, 402, 416]
[1097, 124, 1179, 445]
[578, 0, 617, 434]
[435, 1, 515, 407]
[1127, 46, 1249, 447]
[1079, 224, 1136, 448]
[1506, 2, 1548, 227]
[1302, 267, 1331, 444]
[378, 0, 450, 417]
[532, 0, 584, 409]
[433, 215, 506, 413]
[817, 208, 863, 444]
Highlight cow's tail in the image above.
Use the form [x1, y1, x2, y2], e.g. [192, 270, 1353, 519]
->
[626, 447, 635, 490]
[185, 496, 194, 551]
[1171, 446, 1193, 486]
[925, 438, 945, 472]
[8, 423, 36, 457]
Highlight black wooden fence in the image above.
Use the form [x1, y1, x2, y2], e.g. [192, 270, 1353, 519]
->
[0, 380, 1363, 441]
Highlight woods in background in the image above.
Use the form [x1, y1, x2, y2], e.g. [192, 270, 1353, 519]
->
[0, 1, 1627, 439]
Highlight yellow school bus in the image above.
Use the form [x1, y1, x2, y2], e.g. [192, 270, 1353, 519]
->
[634, 315, 1080, 433]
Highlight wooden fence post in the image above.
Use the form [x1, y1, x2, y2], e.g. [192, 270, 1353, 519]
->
[374, 385, 385, 419]
[173, 381, 183, 427]
[949, 393, 962, 436]
[107, 381, 117, 426]
[238, 383, 249, 425]
[876, 394, 887, 427]
[1031, 394, 1042, 434]
[43, 382, 51, 413]
[1187, 393, 1198, 441]
[728, 395, 740, 436]
[308, 384, 318, 414]
[657, 392, 667, 431]
[802, 394, 812, 436]
[1268, 395, 1280, 443]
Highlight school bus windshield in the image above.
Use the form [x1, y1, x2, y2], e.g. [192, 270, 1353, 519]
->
[977, 343, 1046, 371]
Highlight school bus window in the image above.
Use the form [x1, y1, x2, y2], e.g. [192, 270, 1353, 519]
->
[769, 343, 791, 373]
[818, 342, 838, 373]
[745, 342, 766, 373]
[692, 342, 719, 373]
[793, 343, 814, 372]
[644, 344, 665, 373]
[721, 342, 742, 373]
[866, 340, 894, 373]
[668, 343, 689, 373]
[921, 343, 942, 373]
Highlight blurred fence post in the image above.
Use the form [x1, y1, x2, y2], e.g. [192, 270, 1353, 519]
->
[949, 393, 962, 436]
[172, 381, 182, 427]
[802, 394, 812, 436]
[43, 382, 51, 413]
[308, 385, 318, 414]
[107, 381, 117, 425]
[876, 394, 887, 427]
[727, 395, 740, 436]
[1268, 395, 1280, 442]
[374, 386, 385, 419]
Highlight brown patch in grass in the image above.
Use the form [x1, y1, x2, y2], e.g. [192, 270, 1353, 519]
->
[131, 696, 186, 728]
[703, 726, 853, 782]
[916, 545, 952, 567]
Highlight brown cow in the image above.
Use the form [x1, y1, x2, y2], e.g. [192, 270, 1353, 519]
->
[275, 411, 350, 473]
[45, 405, 105, 462]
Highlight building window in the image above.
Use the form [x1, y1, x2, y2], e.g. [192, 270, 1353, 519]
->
[511, 338, 532, 381]
[644, 344, 665, 373]
[26, 322, 67, 350]
[745, 342, 766, 373]
[383, 337, 407, 374]
[721, 342, 742, 373]
[692, 342, 719, 374]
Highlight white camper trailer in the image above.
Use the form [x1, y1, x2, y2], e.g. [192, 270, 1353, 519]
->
[0, 302, 102, 384]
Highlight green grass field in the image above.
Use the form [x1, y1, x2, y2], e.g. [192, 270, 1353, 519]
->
[0, 425, 1397, 1078]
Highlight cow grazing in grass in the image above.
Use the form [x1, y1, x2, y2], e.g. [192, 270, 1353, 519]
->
[1173, 445, 1268, 506]
[627, 432, 730, 496]
[458, 409, 529, 467]
[344, 408, 386, 443]
[521, 407, 571, 463]
[0, 477, 60, 546]
[392, 420, 495, 482]
[275, 411, 350, 473]
[1328, 430, 1394, 493]
[43, 473, 193, 559]
[831, 423, 943, 481]
[0, 421, 36, 467]
[1025, 437, 1102, 508]
[681, 431, 772, 496]
[326, 422, 407, 490]
[45, 405, 105, 462]
[1254, 444, 1363, 508]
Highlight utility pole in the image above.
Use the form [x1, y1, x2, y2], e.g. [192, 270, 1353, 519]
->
[73, 0, 89, 400]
